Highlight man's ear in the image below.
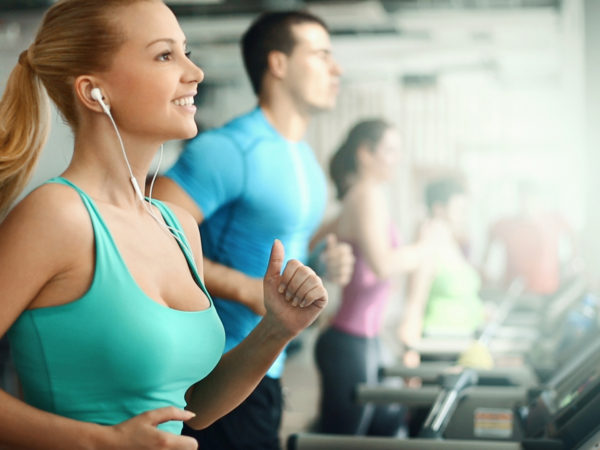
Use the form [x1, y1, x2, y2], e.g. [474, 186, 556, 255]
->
[267, 50, 288, 80]
[74, 75, 108, 113]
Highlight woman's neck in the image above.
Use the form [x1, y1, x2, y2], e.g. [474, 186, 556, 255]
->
[65, 128, 158, 208]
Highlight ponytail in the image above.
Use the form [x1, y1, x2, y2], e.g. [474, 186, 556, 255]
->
[329, 141, 356, 201]
[0, 51, 50, 217]
[0, 0, 154, 218]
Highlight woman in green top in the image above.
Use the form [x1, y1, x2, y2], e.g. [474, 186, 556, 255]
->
[399, 177, 484, 365]
[0, 0, 328, 448]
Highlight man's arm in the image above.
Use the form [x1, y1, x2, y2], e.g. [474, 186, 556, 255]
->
[152, 176, 265, 315]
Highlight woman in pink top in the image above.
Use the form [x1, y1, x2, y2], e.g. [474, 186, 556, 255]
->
[313, 119, 429, 435]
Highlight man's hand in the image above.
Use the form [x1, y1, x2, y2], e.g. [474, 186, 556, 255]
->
[322, 234, 354, 286]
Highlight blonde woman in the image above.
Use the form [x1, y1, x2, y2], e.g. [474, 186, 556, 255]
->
[0, 1, 327, 448]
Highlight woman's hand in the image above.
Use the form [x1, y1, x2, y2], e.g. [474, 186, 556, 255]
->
[262, 240, 328, 340]
[107, 407, 198, 449]
[402, 349, 421, 368]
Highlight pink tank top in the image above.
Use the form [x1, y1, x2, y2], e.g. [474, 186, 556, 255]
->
[332, 225, 400, 337]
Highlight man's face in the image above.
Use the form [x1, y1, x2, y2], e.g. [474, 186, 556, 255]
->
[282, 23, 342, 113]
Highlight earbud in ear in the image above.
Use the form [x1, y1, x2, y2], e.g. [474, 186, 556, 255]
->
[91, 87, 111, 114]
[91, 87, 103, 102]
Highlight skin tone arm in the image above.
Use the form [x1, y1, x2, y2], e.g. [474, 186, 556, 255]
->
[396, 219, 440, 367]
[398, 260, 435, 349]
[152, 176, 354, 308]
[185, 240, 327, 429]
[347, 182, 426, 280]
[397, 246, 436, 368]
[148, 202, 327, 429]
[151, 176, 265, 315]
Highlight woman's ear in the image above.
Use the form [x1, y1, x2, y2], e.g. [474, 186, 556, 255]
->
[432, 203, 445, 219]
[74, 75, 108, 114]
[356, 144, 373, 168]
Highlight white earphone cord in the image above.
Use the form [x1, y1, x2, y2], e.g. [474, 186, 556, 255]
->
[103, 103, 193, 256]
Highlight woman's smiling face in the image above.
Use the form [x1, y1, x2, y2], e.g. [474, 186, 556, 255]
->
[98, 1, 204, 142]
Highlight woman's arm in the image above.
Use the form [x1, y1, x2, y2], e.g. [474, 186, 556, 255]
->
[399, 260, 435, 347]
[397, 220, 443, 345]
[0, 390, 197, 450]
[351, 183, 425, 279]
[185, 240, 327, 429]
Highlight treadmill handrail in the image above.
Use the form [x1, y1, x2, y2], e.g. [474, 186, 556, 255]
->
[287, 433, 525, 450]
[355, 384, 528, 405]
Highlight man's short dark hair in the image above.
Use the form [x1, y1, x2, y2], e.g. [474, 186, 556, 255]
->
[241, 10, 328, 95]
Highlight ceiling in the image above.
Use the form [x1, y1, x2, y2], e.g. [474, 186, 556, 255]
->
[0, 0, 563, 14]
[165, 0, 562, 15]
[0, 0, 565, 84]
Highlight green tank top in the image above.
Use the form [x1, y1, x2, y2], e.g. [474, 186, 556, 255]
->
[423, 262, 484, 337]
[7, 177, 225, 434]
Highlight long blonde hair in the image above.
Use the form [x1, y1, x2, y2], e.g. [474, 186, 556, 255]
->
[0, 0, 154, 217]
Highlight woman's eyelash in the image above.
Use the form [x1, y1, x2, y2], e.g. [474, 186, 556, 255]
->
[158, 50, 190, 61]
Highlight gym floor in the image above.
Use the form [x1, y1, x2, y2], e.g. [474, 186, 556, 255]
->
[280, 326, 321, 447]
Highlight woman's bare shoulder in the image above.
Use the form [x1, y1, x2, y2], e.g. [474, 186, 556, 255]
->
[157, 200, 198, 232]
[343, 181, 386, 217]
[2, 182, 93, 250]
[0, 183, 93, 305]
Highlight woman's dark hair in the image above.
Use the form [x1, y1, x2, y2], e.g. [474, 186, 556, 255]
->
[241, 10, 328, 95]
[329, 119, 391, 200]
[425, 177, 465, 213]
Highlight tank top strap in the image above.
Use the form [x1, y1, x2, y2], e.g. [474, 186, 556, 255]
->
[46, 177, 102, 217]
[147, 198, 211, 300]
[44, 176, 129, 275]
[44, 177, 211, 301]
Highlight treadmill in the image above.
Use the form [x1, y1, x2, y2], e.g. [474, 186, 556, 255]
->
[287, 322, 600, 449]
[404, 275, 587, 368]
[381, 275, 588, 389]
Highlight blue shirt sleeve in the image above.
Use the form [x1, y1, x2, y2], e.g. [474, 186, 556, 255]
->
[166, 130, 245, 219]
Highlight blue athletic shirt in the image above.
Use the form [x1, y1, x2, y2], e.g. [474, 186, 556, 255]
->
[166, 107, 327, 378]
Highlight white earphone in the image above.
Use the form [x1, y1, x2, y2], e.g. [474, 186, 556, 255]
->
[90, 86, 192, 253]
[90, 87, 145, 203]
[91, 87, 110, 114]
